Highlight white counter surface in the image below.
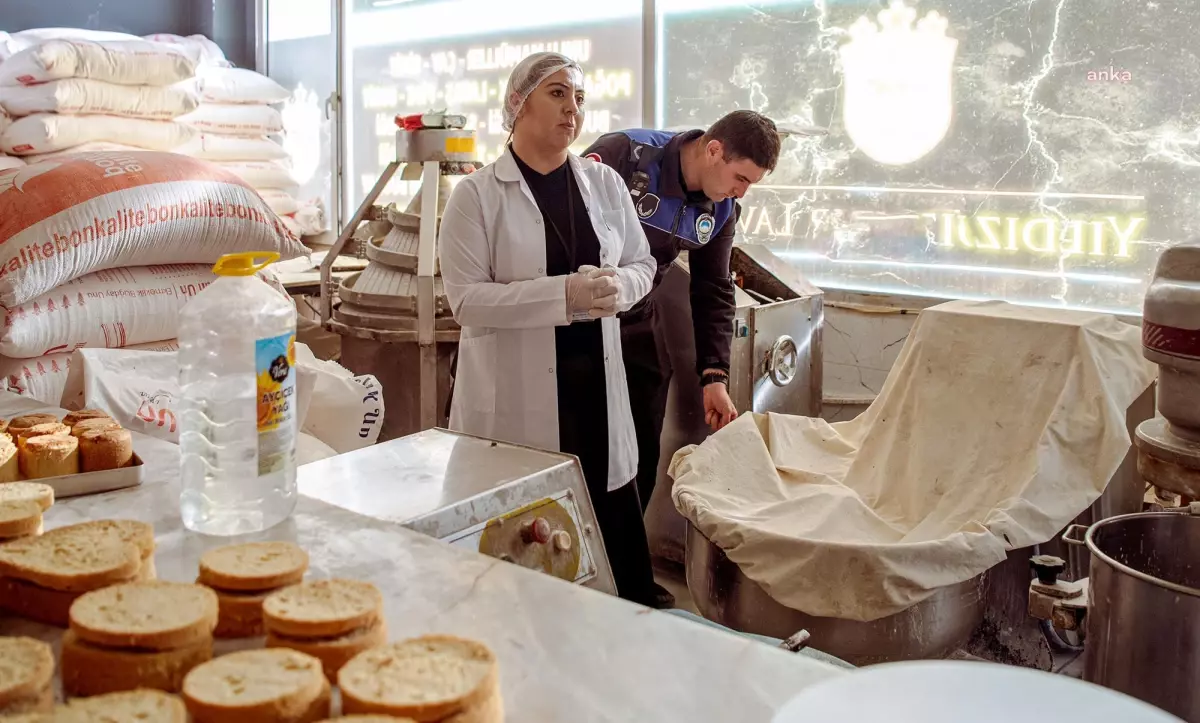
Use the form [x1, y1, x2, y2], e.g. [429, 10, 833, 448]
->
[0, 394, 842, 722]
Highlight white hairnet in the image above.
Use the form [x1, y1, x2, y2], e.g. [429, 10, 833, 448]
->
[502, 52, 584, 132]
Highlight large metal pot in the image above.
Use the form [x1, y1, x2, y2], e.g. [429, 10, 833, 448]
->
[685, 523, 986, 666]
[1082, 510, 1200, 721]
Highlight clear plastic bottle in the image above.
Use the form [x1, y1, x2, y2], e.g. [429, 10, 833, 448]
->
[178, 252, 298, 535]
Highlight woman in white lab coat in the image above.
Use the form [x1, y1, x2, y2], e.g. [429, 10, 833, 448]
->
[438, 52, 661, 605]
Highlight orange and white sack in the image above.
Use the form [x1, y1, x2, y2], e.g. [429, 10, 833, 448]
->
[216, 160, 298, 190]
[0, 40, 196, 87]
[197, 67, 289, 105]
[1, 263, 241, 358]
[258, 188, 300, 216]
[0, 79, 199, 119]
[143, 34, 228, 68]
[177, 103, 284, 136]
[1, 338, 178, 406]
[21, 142, 144, 164]
[175, 134, 288, 162]
[0, 151, 306, 306]
[1, 114, 195, 155]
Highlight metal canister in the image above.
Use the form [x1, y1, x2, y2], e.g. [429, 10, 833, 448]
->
[1083, 510, 1200, 721]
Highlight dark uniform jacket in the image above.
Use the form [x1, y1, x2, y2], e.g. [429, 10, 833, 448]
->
[582, 129, 738, 374]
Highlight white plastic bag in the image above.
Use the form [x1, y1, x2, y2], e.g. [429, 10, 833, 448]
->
[216, 160, 299, 190]
[175, 134, 289, 162]
[293, 344, 383, 452]
[0, 40, 196, 87]
[2, 114, 195, 155]
[177, 103, 284, 136]
[197, 67, 289, 105]
[143, 34, 228, 68]
[258, 188, 300, 215]
[0, 155, 22, 172]
[1, 339, 178, 406]
[0, 79, 198, 119]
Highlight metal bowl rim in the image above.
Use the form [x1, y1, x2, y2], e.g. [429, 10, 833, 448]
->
[1084, 511, 1200, 598]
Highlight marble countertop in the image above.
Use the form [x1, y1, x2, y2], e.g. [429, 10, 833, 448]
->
[0, 394, 843, 722]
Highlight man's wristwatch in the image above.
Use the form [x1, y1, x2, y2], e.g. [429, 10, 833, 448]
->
[701, 371, 729, 388]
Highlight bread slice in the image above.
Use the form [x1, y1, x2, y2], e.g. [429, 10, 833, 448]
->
[210, 587, 272, 639]
[0, 683, 54, 717]
[262, 579, 382, 639]
[55, 689, 188, 723]
[0, 712, 51, 723]
[267, 618, 388, 682]
[199, 542, 308, 592]
[60, 629, 213, 697]
[6, 415, 57, 437]
[0, 483, 54, 511]
[19, 434, 79, 479]
[71, 418, 121, 438]
[337, 636, 498, 721]
[62, 409, 112, 428]
[182, 648, 329, 723]
[0, 576, 88, 627]
[44, 520, 155, 560]
[0, 501, 42, 540]
[69, 581, 218, 650]
[0, 637, 54, 710]
[0, 534, 140, 592]
[0, 440, 17, 483]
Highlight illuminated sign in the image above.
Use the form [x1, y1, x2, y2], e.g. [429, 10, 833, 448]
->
[840, 0, 958, 166]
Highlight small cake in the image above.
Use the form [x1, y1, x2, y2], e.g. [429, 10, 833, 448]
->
[0, 438, 18, 483]
[14, 423, 70, 454]
[0, 418, 9, 443]
[79, 428, 134, 472]
[6, 415, 57, 438]
[62, 408, 113, 427]
[19, 434, 79, 479]
[71, 418, 122, 438]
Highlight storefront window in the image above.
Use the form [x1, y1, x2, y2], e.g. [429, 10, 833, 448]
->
[658, 0, 1198, 314]
[346, 0, 643, 211]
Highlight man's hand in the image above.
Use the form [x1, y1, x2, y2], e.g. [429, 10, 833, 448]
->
[703, 382, 738, 432]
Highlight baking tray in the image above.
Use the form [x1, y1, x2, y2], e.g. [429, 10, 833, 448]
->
[27, 453, 145, 498]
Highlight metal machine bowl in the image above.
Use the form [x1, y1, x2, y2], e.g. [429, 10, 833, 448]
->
[685, 523, 986, 666]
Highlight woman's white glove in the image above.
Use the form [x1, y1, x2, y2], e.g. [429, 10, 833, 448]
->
[564, 265, 619, 322]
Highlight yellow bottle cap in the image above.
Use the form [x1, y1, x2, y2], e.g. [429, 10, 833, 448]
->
[212, 252, 281, 277]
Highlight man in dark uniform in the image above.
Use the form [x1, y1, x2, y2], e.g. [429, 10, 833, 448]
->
[583, 111, 781, 605]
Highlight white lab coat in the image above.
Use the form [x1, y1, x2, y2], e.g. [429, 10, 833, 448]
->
[438, 148, 656, 491]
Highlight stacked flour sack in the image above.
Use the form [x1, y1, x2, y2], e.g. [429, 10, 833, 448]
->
[177, 66, 324, 239]
[0, 37, 199, 161]
[0, 147, 307, 405]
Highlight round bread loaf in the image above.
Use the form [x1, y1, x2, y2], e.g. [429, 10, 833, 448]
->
[0, 500, 43, 539]
[0, 637, 54, 710]
[19, 434, 79, 479]
[69, 581, 219, 650]
[62, 409, 112, 427]
[262, 579, 382, 638]
[182, 648, 329, 723]
[337, 636, 499, 721]
[0, 438, 17, 483]
[0, 482, 55, 511]
[79, 428, 134, 472]
[199, 541, 308, 592]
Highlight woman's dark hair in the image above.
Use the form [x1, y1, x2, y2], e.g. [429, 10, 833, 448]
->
[703, 110, 781, 173]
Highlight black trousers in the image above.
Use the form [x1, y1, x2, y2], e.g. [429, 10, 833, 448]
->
[620, 304, 672, 512]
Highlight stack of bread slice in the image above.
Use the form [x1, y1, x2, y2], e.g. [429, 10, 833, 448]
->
[196, 541, 309, 638]
[0, 637, 54, 716]
[262, 579, 388, 683]
[0, 482, 53, 542]
[182, 648, 331, 723]
[0, 519, 155, 626]
[61, 580, 218, 697]
[338, 635, 503, 723]
[2, 688, 187, 722]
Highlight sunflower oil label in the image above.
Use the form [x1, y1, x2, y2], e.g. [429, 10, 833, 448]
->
[255, 330, 296, 475]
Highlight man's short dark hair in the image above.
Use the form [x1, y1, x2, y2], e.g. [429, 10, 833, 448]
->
[703, 110, 781, 173]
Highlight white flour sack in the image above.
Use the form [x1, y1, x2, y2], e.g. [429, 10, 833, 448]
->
[1, 114, 196, 155]
[0, 151, 307, 307]
[1, 264, 220, 358]
[0, 40, 196, 87]
[0, 79, 199, 119]
[197, 67, 289, 105]
[143, 34, 229, 68]
[258, 188, 300, 215]
[0, 157, 23, 172]
[217, 160, 299, 190]
[0, 338, 178, 406]
[176, 134, 289, 162]
[178, 103, 284, 136]
[22, 142, 144, 164]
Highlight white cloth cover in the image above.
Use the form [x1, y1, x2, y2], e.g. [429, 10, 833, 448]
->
[671, 300, 1157, 622]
